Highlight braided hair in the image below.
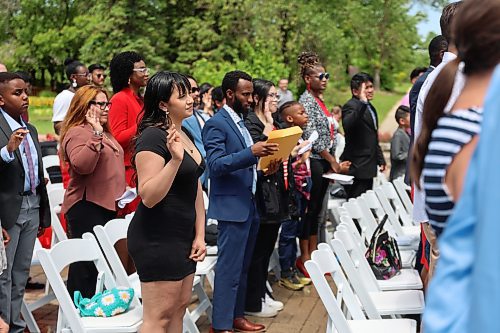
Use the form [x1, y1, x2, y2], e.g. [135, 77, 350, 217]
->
[297, 51, 322, 79]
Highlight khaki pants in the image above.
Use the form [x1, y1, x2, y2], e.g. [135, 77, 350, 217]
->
[421, 222, 440, 289]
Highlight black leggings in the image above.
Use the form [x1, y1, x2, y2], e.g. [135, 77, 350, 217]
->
[245, 223, 281, 312]
[299, 158, 330, 240]
[66, 199, 116, 299]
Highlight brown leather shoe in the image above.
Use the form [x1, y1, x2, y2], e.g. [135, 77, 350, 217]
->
[233, 317, 266, 332]
[209, 326, 234, 333]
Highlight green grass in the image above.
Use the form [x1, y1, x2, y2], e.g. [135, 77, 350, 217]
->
[29, 106, 54, 136]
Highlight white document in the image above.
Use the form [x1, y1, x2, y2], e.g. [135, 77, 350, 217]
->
[322, 173, 354, 185]
[298, 130, 319, 155]
[117, 188, 137, 208]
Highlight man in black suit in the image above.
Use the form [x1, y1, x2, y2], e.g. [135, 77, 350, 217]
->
[341, 73, 386, 199]
[0, 72, 50, 333]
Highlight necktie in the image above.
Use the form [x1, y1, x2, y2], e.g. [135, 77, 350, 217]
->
[23, 137, 37, 194]
[237, 120, 257, 194]
[367, 104, 378, 130]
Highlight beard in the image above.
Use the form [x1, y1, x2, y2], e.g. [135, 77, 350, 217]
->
[233, 97, 250, 117]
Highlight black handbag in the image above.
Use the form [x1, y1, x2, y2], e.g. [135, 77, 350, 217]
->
[365, 215, 402, 280]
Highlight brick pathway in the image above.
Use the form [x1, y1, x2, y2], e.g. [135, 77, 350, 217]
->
[24, 267, 327, 333]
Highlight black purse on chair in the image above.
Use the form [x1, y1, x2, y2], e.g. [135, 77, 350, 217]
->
[365, 215, 402, 280]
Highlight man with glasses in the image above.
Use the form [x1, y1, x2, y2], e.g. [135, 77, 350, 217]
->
[88, 64, 106, 87]
[341, 72, 386, 198]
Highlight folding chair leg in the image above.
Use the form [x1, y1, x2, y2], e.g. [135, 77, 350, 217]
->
[21, 300, 40, 333]
[183, 310, 201, 333]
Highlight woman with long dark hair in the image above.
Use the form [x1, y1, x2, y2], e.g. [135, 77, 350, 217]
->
[244, 79, 286, 317]
[296, 52, 350, 276]
[127, 71, 206, 333]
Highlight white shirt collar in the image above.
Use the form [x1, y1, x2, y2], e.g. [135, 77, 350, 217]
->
[442, 51, 457, 64]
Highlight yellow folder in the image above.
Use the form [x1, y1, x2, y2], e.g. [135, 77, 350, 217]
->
[258, 126, 303, 170]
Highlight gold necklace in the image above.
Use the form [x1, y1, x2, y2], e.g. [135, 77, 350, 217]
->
[179, 135, 195, 153]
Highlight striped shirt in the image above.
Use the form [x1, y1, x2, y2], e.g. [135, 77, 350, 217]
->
[422, 108, 483, 237]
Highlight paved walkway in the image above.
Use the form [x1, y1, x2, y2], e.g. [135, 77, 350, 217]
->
[25, 266, 327, 333]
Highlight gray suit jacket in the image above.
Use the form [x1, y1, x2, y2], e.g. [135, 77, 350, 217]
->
[0, 112, 50, 230]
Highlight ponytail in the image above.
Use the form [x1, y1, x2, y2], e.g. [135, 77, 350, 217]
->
[411, 58, 460, 188]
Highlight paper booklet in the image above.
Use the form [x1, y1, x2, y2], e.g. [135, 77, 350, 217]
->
[322, 173, 354, 185]
[258, 126, 303, 171]
[117, 188, 138, 208]
[297, 130, 319, 155]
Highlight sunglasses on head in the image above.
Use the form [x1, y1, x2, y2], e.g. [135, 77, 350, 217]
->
[316, 72, 330, 80]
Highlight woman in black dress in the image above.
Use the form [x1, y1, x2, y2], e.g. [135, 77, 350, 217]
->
[128, 71, 206, 333]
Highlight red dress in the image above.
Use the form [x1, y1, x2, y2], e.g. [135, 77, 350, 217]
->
[109, 88, 144, 214]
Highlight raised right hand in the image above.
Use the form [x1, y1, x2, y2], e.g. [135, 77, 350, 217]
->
[7, 128, 29, 153]
[359, 82, 368, 102]
[251, 141, 279, 157]
[166, 124, 184, 161]
[85, 108, 103, 132]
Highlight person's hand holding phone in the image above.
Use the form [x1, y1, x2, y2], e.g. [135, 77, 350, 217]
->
[7, 128, 29, 153]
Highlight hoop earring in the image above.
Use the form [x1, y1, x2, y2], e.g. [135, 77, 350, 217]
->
[72, 79, 77, 88]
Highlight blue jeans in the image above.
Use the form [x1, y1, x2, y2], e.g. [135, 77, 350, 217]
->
[278, 218, 298, 278]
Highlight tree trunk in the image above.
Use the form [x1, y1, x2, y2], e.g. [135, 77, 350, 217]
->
[374, 67, 381, 91]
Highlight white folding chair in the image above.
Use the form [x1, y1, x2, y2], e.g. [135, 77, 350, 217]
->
[332, 229, 422, 291]
[374, 187, 419, 235]
[42, 155, 61, 184]
[362, 191, 419, 250]
[393, 177, 413, 218]
[314, 245, 424, 317]
[47, 183, 67, 244]
[92, 219, 212, 328]
[36, 237, 143, 332]
[305, 259, 417, 333]
[380, 183, 415, 227]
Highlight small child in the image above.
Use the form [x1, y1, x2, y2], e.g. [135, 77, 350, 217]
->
[277, 101, 312, 290]
[390, 105, 411, 181]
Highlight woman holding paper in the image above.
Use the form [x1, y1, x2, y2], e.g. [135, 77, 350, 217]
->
[244, 79, 287, 317]
[59, 85, 126, 298]
[296, 51, 351, 276]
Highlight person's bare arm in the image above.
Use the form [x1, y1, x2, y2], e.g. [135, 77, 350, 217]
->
[445, 135, 479, 202]
[190, 181, 206, 262]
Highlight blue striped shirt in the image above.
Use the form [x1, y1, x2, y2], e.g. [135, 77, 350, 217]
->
[422, 108, 482, 236]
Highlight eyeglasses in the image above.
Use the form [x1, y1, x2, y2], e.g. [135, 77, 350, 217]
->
[89, 101, 112, 110]
[267, 93, 279, 99]
[96, 74, 107, 79]
[191, 87, 200, 94]
[132, 68, 149, 75]
[315, 72, 330, 80]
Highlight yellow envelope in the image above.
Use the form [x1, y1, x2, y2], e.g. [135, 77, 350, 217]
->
[258, 126, 303, 170]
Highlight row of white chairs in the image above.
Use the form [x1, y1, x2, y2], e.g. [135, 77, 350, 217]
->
[306, 177, 424, 333]
[25, 156, 218, 332]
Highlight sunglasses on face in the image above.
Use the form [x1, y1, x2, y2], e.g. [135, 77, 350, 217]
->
[132, 68, 149, 75]
[191, 87, 200, 94]
[89, 101, 112, 110]
[315, 72, 330, 81]
[96, 74, 107, 79]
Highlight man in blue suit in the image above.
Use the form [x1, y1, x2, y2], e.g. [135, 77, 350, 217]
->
[203, 71, 278, 333]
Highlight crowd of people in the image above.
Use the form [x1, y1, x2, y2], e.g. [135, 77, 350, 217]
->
[2, 0, 500, 331]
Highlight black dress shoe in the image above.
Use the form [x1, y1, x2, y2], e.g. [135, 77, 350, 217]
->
[26, 277, 45, 290]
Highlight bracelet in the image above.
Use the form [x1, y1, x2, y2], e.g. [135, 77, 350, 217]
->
[93, 130, 103, 137]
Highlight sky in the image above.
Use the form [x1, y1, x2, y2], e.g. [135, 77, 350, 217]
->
[410, 2, 449, 39]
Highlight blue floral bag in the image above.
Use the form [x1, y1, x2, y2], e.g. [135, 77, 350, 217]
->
[74, 287, 135, 317]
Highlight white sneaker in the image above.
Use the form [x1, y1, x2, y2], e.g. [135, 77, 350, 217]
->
[265, 294, 284, 311]
[244, 301, 278, 318]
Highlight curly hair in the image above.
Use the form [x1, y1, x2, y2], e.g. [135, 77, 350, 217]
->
[297, 51, 322, 79]
[109, 51, 144, 94]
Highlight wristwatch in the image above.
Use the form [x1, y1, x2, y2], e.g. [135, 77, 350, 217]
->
[93, 130, 103, 137]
